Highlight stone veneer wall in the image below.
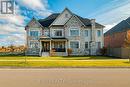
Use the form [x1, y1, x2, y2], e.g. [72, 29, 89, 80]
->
[26, 19, 42, 55]
[65, 16, 91, 55]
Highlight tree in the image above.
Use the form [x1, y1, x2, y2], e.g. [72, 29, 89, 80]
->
[124, 33, 130, 63]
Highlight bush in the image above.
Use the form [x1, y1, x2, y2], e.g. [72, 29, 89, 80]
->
[67, 48, 72, 56]
[99, 47, 107, 56]
[0, 52, 25, 56]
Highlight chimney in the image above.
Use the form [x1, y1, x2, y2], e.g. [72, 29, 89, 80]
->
[90, 19, 96, 55]
[91, 19, 96, 28]
[90, 19, 96, 41]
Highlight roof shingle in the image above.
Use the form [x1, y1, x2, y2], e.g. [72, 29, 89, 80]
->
[104, 17, 130, 36]
[38, 13, 104, 28]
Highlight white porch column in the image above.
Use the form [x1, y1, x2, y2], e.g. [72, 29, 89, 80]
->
[39, 40, 42, 56]
[65, 40, 68, 55]
[50, 40, 51, 52]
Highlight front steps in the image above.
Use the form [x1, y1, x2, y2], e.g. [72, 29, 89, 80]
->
[42, 52, 49, 56]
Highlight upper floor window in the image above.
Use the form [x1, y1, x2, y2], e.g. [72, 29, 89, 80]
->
[84, 30, 88, 36]
[70, 28, 79, 36]
[70, 41, 79, 49]
[97, 30, 101, 37]
[54, 30, 62, 37]
[30, 31, 39, 37]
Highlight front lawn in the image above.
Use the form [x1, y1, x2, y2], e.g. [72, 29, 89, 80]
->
[0, 56, 115, 60]
[0, 56, 130, 67]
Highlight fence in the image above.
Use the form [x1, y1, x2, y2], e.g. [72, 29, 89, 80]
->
[107, 48, 130, 58]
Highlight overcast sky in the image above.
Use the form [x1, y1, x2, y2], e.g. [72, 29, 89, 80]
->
[0, 0, 130, 46]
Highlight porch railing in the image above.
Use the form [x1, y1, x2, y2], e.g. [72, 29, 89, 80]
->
[52, 48, 66, 52]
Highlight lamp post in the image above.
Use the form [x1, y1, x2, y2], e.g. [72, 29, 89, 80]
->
[24, 47, 27, 65]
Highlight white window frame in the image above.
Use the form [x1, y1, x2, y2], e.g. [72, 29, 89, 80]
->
[84, 30, 89, 37]
[85, 42, 89, 49]
[69, 28, 80, 36]
[30, 30, 39, 37]
[97, 30, 101, 37]
[69, 40, 80, 49]
[29, 41, 39, 48]
[53, 29, 64, 37]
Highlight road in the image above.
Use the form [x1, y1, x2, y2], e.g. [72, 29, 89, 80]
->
[0, 68, 130, 87]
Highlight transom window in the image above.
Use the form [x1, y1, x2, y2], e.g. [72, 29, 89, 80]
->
[30, 31, 39, 37]
[54, 30, 62, 36]
[70, 28, 79, 36]
[70, 41, 79, 49]
[97, 30, 101, 37]
[84, 30, 88, 36]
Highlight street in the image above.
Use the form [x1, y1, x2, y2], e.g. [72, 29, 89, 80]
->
[0, 68, 130, 87]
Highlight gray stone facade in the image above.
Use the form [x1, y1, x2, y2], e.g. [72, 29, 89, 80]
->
[25, 8, 104, 56]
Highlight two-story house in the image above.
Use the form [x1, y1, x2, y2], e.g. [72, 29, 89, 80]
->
[25, 8, 104, 56]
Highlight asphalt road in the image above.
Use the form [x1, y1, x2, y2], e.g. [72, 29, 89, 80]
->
[0, 68, 130, 87]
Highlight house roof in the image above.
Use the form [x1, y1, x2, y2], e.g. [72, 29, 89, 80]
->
[75, 14, 104, 27]
[37, 12, 104, 28]
[104, 17, 130, 36]
[38, 13, 60, 27]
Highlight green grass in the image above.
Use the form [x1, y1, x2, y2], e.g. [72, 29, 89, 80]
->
[0, 56, 116, 60]
[0, 56, 130, 67]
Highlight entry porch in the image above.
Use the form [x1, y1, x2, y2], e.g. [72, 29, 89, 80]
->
[39, 37, 68, 56]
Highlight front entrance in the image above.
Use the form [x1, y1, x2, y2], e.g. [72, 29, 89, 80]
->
[42, 42, 50, 52]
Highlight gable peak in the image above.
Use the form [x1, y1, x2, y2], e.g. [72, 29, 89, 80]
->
[62, 7, 72, 15]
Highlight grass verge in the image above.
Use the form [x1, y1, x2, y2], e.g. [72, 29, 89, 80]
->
[0, 56, 129, 68]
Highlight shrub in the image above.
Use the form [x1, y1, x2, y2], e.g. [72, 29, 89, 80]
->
[99, 47, 107, 56]
[67, 48, 72, 56]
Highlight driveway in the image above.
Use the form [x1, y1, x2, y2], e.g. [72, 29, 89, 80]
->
[0, 68, 130, 87]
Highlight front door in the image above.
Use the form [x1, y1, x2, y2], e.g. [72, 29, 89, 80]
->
[42, 42, 50, 52]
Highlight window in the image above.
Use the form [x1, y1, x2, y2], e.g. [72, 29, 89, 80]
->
[84, 30, 88, 36]
[30, 42, 38, 48]
[70, 29, 79, 36]
[65, 14, 68, 18]
[30, 31, 39, 37]
[97, 30, 101, 37]
[70, 41, 79, 48]
[85, 42, 88, 49]
[54, 30, 62, 36]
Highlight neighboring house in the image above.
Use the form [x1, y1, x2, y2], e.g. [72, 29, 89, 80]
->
[104, 17, 130, 58]
[25, 8, 104, 56]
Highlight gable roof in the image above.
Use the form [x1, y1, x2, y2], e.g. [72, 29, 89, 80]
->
[49, 8, 73, 27]
[104, 17, 130, 36]
[74, 14, 103, 27]
[28, 8, 104, 28]
[38, 13, 60, 27]
[25, 17, 43, 30]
